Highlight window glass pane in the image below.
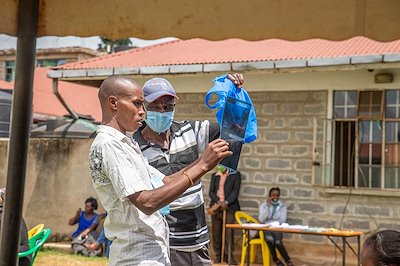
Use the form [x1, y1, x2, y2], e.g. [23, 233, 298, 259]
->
[0, 123, 9, 131]
[385, 90, 400, 118]
[359, 121, 382, 143]
[347, 107, 356, 118]
[334, 107, 344, 118]
[5, 61, 15, 67]
[359, 91, 382, 118]
[0, 105, 11, 121]
[385, 167, 400, 188]
[358, 165, 381, 188]
[359, 143, 382, 164]
[333, 91, 357, 118]
[386, 122, 400, 143]
[5, 61, 16, 82]
[335, 91, 346, 105]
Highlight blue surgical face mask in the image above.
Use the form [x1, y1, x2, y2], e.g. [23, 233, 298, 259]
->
[145, 111, 174, 133]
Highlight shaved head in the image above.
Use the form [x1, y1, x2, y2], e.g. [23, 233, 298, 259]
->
[99, 75, 141, 107]
[98, 75, 145, 132]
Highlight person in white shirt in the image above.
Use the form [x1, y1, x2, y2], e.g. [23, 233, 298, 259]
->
[88, 75, 232, 266]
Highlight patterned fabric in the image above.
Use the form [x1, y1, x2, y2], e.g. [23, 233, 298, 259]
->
[134, 120, 219, 251]
[89, 125, 170, 266]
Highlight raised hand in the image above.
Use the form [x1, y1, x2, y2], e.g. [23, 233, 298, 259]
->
[75, 208, 81, 218]
[199, 139, 232, 172]
[227, 73, 244, 88]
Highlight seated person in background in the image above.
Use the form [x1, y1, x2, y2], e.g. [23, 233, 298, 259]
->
[69, 197, 100, 256]
[69, 197, 99, 239]
[208, 165, 241, 264]
[0, 188, 31, 266]
[361, 229, 400, 266]
[85, 227, 112, 258]
[258, 187, 294, 266]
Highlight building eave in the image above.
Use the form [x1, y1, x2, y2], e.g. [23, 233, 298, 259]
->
[48, 53, 400, 82]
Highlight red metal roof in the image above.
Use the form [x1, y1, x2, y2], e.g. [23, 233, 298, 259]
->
[0, 80, 13, 90]
[32, 68, 100, 121]
[55, 37, 400, 70]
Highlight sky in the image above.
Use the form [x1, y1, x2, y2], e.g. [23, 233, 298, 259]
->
[0, 34, 177, 50]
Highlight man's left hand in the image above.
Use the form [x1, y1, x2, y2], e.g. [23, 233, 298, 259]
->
[220, 200, 228, 210]
[227, 73, 244, 88]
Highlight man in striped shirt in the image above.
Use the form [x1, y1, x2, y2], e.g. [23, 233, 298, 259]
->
[133, 75, 243, 266]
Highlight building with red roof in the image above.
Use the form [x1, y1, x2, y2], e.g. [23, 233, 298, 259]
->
[44, 38, 400, 263]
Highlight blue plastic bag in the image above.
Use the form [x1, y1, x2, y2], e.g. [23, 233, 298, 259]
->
[205, 74, 257, 143]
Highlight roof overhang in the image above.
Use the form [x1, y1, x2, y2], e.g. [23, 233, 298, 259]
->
[2, 0, 400, 41]
[47, 53, 400, 87]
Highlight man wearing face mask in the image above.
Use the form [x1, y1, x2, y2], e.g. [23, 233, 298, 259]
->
[258, 187, 294, 266]
[133, 75, 243, 266]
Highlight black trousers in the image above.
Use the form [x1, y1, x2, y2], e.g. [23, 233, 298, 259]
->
[264, 232, 291, 262]
[211, 210, 235, 260]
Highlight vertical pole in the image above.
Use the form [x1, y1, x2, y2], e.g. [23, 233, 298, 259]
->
[342, 236, 346, 266]
[221, 209, 226, 264]
[246, 229, 250, 266]
[357, 235, 360, 266]
[0, 0, 39, 265]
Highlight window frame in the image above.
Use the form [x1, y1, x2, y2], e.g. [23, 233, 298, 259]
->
[313, 89, 400, 190]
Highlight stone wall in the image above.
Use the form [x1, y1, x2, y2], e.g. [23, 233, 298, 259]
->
[0, 138, 102, 239]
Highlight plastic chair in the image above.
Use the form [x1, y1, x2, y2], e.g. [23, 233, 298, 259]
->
[18, 228, 51, 266]
[28, 224, 44, 239]
[235, 211, 271, 266]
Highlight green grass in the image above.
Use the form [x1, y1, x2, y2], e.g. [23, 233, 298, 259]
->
[35, 249, 108, 266]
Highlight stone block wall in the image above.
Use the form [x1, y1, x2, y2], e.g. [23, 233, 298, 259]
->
[176, 90, 399, 264]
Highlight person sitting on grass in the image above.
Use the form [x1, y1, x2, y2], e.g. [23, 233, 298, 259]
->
[85, 227, 112, 258]
[69, 197, 100, 256]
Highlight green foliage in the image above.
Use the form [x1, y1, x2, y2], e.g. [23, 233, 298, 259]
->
[98, 37, 133, 53]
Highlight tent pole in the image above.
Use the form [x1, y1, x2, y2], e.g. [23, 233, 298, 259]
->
[0, 0, 39, 265]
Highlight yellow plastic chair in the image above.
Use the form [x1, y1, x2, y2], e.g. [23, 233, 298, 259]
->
[28, 224, 44, 239]
[235, 211, 271, 266]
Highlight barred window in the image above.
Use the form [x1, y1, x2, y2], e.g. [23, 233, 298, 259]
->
[313, 89, 400, 189]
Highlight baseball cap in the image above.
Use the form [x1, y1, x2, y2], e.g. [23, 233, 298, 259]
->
[143, 78, 179, 103]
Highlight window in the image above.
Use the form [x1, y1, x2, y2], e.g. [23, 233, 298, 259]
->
[5, 61, 15, 82]
[36, 59, 66, 67]
[314, 89, 400, 189]
[0, 90, 12, 137]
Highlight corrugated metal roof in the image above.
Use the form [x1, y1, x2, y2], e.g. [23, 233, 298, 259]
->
[54, 37, 400, 71]
[33, 68, 100, 121]
[0, 80, 13, 90]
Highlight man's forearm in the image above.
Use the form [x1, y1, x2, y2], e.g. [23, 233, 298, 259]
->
[129, 162, 208, 215]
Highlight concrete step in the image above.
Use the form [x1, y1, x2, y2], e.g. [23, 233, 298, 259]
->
[43, 242, 73, 254]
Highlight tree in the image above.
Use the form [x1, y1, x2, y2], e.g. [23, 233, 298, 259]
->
[98, 37, 133, 53]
